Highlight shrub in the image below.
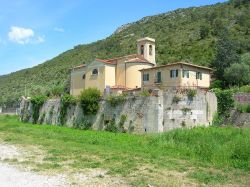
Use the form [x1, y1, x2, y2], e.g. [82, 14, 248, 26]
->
[50, 85, 64, 97]
[38, 113, 46, 124]
[107, 94, 127, 107]
[212, 112, 224, 126]
[79, 88, 101, 115]
[187, 89, 197, 100]
[75, 118, 92, 130]
[105, 119, 119, 133]
[172, 95, 181, 104]
[238, 85, 250, 93]
[30, 95, 47, 124]
[60, 94, 77, 125]
[210, 80, 224, 89]
[140, 90, 150, 97]
[236, 103, 250, 113]
[118, 115, 127, 133]
[214, 89, 234, 118]
[181, 107, 191, 115]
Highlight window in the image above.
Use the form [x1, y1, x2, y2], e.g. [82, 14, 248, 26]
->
[92, 68, 98, 75]
[140, 45, 144, 55]
[182, 70, 189, 78]
[143, 73, 149, 81]
[196, 72, 202, 80]
[155, 71, 162, 83]
[170, 69, 179, 78]
[82, 74, 86, 79]
[149, 45, 153, 56]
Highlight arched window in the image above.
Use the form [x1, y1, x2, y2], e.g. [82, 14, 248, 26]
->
[82, 74, 86, 79]
[149, 45, 153, 56]
[92, 68, 98, 75]
[140, 45, 144, 55]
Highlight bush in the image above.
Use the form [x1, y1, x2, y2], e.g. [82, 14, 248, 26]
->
[118, 115, 127, 133]
[30, 95, 47, 124]
[107, 94, 127, 107]
[105, 119, 119, 133]
[214, 89, 234, 118]
[187, 89, 197, 99]
[75, 118, 92, 130]
[181, 107, 191, 115]
[79, 88, 101, 115]
[172, 95, 181, 104]
[212, 112, 224, 126]
[210, 80, 224, 89]
[60, 94, 77, 125]
[236, 103, 250, 113]
[238, 85, 250, 93]
[224, 63, 250, 86]
[50, 85, 64, 97]
[140, 90, 150, 97]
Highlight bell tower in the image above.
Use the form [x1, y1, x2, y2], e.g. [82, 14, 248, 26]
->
[137, 37, 156, 66]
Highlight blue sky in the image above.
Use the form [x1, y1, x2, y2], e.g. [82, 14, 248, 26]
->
[0, 0, 227, 75]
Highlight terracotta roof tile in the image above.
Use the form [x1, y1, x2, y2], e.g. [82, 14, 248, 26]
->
[139, 61, 213, 71]
[70, 64, 86, 70]
[95, 58, 116, 65]
[111, 85, 130, 90]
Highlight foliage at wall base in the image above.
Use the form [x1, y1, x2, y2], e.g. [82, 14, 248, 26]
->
[79, 88, 101, 115]
[60, 94, 76, 125]
[106, 94, 127, 107]
[30, 95, 47, 124]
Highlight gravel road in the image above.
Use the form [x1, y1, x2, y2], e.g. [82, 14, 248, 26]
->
[0, 144, 67, 187]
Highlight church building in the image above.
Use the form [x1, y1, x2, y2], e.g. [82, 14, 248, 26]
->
[70, 37, 156, 96]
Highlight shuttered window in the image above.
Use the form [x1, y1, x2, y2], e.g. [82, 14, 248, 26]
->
[170, 69, 179, 78]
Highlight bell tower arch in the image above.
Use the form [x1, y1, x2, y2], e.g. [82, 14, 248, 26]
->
[137, 37, 156, 66]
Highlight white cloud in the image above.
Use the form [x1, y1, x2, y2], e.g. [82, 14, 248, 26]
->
[33, 35, 45, 44]
[8, 26, 44, 44]
[54, 27, 64, 32]
[8, 26, 34, 44]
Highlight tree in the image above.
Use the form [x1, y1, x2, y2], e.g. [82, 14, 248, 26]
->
[230, 0, 250, 8]
[199, 24, 210, 39]
[210, 31, 240, 83]
[241, 53, 250, 66]
[224, 63, 250, 86]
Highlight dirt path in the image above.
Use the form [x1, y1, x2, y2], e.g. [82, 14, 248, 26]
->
[0, 163, 67, 187]
[0, 144, 68, 187]
[0, 143, 128, 187]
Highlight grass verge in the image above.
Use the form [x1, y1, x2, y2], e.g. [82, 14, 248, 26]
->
[0, 115, 249, 186]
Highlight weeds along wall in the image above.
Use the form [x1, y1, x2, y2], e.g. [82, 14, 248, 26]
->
[19, 90, 217, 133]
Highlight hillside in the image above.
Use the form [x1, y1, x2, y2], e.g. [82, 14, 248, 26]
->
[0, 0, 250, 106]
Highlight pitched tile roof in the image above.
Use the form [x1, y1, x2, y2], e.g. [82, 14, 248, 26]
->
[111, 85, 130, 90]
[96, 54, 154, 65]
[139, 61, 213, 71]
[70, 64, 86, 70]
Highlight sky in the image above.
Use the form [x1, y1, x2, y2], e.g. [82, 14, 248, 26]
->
[0, 0, 228, 76]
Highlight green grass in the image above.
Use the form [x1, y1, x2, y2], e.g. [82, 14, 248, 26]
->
[0, 115, 249, 186]
[236, 103, 250, 113]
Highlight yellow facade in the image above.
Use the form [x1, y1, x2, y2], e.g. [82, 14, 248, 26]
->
[141, 62, 212, 91]
[70, 37, 156, 96]
[70, 66, 86, 96]
[70, 37, 212, 96]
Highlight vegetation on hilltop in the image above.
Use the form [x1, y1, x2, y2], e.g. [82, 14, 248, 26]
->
[0, 0, 250, 106]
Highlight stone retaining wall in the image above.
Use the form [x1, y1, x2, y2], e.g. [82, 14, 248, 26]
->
[20, 90, 217, 133]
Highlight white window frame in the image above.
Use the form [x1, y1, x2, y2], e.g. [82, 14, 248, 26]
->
[143, 73, 149, 82]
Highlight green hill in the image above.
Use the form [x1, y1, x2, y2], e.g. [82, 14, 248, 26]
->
[0, 0, 249, 106]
